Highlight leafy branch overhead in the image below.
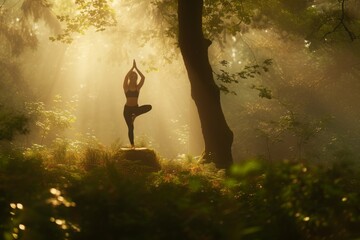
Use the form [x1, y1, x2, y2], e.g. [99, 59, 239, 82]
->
[250, 85, 272, 99]
[152, 0, 360, 47]
[214, 59, 272, 97]
[41, 0, 360, 46]
[49, 0, 116, 43]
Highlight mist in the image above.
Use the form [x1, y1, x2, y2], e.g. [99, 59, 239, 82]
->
[11, 1, 204, 159]
[2, 1, 360, 238]
[3, 0, 360, 162]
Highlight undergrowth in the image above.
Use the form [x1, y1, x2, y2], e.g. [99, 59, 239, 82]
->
[0, 142, 359, 240]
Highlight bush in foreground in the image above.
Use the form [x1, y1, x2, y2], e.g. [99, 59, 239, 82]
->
[0, 146, 359, 240]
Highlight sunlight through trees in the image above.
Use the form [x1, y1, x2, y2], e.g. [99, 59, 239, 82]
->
[1, 0, 360, 238]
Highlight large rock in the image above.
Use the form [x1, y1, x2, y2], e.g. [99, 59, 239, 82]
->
[114, 148, 161, 172]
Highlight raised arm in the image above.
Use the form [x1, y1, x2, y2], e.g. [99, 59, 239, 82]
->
[134, 60, 145, 90]
[123, 64, 135, 91]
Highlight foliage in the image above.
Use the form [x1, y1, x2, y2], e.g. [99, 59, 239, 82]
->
[49, 0, 116, 43]
[151, 0, 360, 46]
[1, 142, 360, 240]
[254, 101, 330, 161]
[25, 95, 77, 144]
[0, 4, 38, 56]
[0, 60, 31, 142]
[1, 1, 360, 237]
[152, 0, 253, 41]
[0, 107, 29, 141]
[42, 0, 360, 48]
[214, 59, 272, 96]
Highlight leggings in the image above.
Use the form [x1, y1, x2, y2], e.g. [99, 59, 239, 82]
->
[123, 104, 152, 145]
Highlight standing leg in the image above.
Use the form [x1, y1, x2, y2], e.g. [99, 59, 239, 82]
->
[123, 107, 135, 147]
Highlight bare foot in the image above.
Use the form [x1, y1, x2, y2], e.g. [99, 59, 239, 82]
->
[131, 144, 135, 149]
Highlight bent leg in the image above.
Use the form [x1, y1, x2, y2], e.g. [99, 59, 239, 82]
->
[134, 105, 152, 117]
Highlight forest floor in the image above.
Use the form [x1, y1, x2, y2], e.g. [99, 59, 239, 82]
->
[1, 144, 360, 240]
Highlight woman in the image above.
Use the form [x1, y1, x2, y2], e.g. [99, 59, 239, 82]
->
[123, 60, 152, 148]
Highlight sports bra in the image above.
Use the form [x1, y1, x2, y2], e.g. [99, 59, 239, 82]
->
[125, 90, 139, 98]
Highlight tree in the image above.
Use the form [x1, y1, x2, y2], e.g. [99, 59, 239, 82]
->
[46, 0, 235, 168]
[48, 0, 360, 168]
[178, 0, 233, 169]
[0, 6, 34, 142]
[7, 0, 360, 168]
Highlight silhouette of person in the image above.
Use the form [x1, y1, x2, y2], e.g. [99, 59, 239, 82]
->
[123, 60, 152, 148]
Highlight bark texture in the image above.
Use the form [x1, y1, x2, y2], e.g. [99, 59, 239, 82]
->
[178, 0, 233, 169]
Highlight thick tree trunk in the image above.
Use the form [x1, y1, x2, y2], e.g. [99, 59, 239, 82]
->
[178, 0, 233, 169]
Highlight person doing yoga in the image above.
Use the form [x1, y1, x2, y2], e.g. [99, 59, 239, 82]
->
[123, 60, 152, 148]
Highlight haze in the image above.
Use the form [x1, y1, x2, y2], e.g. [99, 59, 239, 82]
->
[3, 0, 360, 162]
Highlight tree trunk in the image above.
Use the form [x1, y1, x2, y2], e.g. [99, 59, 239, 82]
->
[178, 0, 233, 169]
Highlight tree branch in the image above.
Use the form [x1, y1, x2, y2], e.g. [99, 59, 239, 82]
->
[323, 0, 357, 41]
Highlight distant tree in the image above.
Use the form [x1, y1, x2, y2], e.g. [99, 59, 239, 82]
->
[0, 61, 29, 141]
[0, 107, 28, 141]
[0, 0, 60, 142]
